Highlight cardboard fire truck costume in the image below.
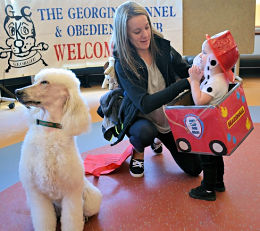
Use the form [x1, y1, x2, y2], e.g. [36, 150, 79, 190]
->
[165, 31, 254, 156]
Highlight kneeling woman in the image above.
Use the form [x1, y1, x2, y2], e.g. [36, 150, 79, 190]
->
[111, 1, 201, 177]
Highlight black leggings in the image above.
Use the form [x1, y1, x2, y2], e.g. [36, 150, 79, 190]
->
[200, 155, 224, 190]
[127, 118, 202, 176]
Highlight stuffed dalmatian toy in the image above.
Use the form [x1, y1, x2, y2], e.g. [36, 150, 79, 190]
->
[200, 53, 229, 105]
[102, 57, 118, 90]
[191, 45, 229, 105]
[190, 30, 239, 106]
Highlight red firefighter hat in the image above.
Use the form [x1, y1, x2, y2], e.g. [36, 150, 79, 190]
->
[206, 30, 239, 82]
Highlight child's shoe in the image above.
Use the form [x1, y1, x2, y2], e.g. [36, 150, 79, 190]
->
[151, 142, 163, 154]
[189, 185, 216, 201]
[151, 138, 163, 154]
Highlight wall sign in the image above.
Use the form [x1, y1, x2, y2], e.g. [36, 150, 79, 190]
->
[0, 0, 182, 79]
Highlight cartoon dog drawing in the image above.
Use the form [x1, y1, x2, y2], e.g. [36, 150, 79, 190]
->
[0, 5, 49, 72]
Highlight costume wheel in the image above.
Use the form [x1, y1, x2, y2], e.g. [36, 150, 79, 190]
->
[176, 138, 191, 152]
[8, 102, 15, 109]
[209, 140, 227, 155]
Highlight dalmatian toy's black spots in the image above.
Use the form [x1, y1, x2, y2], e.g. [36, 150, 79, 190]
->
[210, 60, 217, 66]
[206, 87, 213, 93]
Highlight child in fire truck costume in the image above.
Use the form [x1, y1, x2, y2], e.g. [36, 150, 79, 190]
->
[188, 30, 239, 201]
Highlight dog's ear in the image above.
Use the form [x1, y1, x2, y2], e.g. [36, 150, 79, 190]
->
[61, 88, 91, 136]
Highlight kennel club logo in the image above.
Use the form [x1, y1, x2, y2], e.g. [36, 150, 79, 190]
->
[0, 5, 49, 73]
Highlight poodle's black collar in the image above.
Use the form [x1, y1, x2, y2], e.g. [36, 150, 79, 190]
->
[36, 119, 62, 129]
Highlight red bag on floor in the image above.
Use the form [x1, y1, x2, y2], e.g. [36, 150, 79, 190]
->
[84, 144, 133, 177]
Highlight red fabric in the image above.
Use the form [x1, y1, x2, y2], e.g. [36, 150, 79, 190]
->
[84, 144, 133, 176]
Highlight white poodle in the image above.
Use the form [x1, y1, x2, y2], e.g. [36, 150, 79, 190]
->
[15, 68, 102, 231]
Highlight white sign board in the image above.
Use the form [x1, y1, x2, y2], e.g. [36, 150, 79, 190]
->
[0, 0, 182, 79]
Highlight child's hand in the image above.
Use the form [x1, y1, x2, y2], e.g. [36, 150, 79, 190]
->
[188, 65, 204, 82]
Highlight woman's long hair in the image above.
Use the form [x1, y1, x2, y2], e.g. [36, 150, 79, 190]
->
[111, 1, 162, 79]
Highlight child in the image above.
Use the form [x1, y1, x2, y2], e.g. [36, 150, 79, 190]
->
[188, 30, 239, 201]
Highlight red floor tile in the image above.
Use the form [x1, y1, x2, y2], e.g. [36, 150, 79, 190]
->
[1, 124, 260, 231]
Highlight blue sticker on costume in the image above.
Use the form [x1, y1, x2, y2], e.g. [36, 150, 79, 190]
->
[241, 95, 245, 103]
[227, 133, 231, 142]
[233, 136, 237, 144]
[236, 91, 240, 100]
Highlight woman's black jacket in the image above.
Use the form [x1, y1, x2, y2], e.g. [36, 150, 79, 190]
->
[112, 35, 191, 145]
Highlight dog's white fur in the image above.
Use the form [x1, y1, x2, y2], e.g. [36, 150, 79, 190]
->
[16, 68, 102, 231]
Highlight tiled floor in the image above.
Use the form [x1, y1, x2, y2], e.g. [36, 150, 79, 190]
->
[1, 129, 260, 230]
[241, 77, 260, 106]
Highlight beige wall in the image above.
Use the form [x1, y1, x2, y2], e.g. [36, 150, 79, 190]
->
[256, 0, 260, 26]
[183, 0, 256, 55]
